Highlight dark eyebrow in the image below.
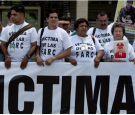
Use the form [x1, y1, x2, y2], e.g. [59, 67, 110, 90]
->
[11, 13, 17, 16]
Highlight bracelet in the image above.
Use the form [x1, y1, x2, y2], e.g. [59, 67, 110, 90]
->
[5, 55, 9, 58]
[51, 56, 56, 61]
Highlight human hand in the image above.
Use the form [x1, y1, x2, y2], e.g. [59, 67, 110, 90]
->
[20, 56, 28, 69]
[94, 56, 100, 68]
[58, 21, 69, 27]
[5, 57, 11, 69]
[45, 58, 54, 65]
[69, 58, 77, 66]
[107, 59, 125, 62]
[36, 56, 44, 66]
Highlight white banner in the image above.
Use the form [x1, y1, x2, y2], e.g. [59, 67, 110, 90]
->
[0, 62, 135, 114]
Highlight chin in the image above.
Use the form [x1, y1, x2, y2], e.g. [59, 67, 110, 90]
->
[101, 27, 107, 30]
[116, 39, 122, 40]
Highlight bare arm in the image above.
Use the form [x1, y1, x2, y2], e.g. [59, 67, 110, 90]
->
[1, 41, 8, 56]
[94, 50, 105, 68]
[20, 41, 37, 69]
[36, 46, 44, 66]
[65, 56, 77, 66]
[1, 41, 11, 69]
[104, 59, 126, 62]
[45, 47, 71, 65]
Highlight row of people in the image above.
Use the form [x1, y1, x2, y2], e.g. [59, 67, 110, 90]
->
[0, 5, 135, 70]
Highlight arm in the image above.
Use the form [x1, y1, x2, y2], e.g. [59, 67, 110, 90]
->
[94, 50, 105, 68]
[36, 46, 44, 66]
[20, 41, 37, 69]
[58, 21, 70, 28]
[1, 41, 11, 69]
[45, 47, 71, 65]
[65, 56, 77, 66]
[104, 59, 126, 62]
[117, 8, 124, 22]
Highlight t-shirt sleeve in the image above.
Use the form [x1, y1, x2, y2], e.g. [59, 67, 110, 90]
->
[0, 27, 9, 42]
[123, 36, 129, 42]
[132, 39, 135, 50]
[95, 37, 104, 52]
[62, 31, 72, 50]
[129, 44, 135, 61]
[30, 27, 38, 43]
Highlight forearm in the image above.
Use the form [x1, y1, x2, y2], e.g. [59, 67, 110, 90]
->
[65, 56, 72, 62]
[36, 46, 40, 56]
[54, 47, 71, 60]
[96, 50, 104, 59]
[1, 42, 8, 56]
[27, 42, 37, 56]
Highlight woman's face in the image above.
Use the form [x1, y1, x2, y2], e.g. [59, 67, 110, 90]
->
[113, 27, 124, 40]
[76, 22, 88, 37]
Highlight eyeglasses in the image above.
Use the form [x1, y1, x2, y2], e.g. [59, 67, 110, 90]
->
[98, 20, 108, 23]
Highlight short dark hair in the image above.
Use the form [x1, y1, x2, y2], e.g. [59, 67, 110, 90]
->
[96, 10, 108, 19]
[11, 5, 25, 15]
[7, 9, 11, 19]
[111, 23, 125, 35]
[127, 0, 133, 4]
[74, 18, 89, 30]
[60, 16, 71, 23]
[46, 9, 59, 19]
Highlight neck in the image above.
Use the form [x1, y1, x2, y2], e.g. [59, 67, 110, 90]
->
[15, 20, 24, 25]
[98, 27, 107, 30]
[48, 25, 57, 30]
[78, 34, 87, 37]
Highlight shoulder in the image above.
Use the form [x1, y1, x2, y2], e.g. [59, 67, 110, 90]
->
[24, 22, 36, 30]
[120, 7, 125, 11]
[70, 35, 78, 41]
[104, 42, 111, 47]
[3, 24, 13, 32]
[131, 6, 135, 10]
[70, 34, 77, 39]
[108, 22, 114, 29]
[57, 27, 66, 32]
[87, 27, 95, 35]
[128, 43, 134, 48]
[87, 27, 94, 32]
[57, 27, 69, 37]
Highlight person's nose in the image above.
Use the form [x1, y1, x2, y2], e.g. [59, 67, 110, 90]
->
[101, 21, 105, 25]
[52, 17, 56, 20]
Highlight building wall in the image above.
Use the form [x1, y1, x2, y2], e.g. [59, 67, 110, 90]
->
[76, 0, 88, 20]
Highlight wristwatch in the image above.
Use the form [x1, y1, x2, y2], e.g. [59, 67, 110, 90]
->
[26, 54, 31, 59]
[51, 56, 55, 61]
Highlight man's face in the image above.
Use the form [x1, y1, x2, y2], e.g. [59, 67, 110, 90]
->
[0, 21, 2, 33]
[126, 1, 132, 9]
[46, 13, 59, 28]
[11, 10, 24, 25]
[96, 14, 109, 30]
[61, 21, 71, 33]
[118, 47, 123, 53]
